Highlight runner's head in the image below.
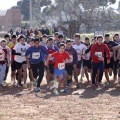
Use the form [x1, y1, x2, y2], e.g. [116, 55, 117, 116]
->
[4, 34, 10, 43]
[34, 38, 40, 48]
[105, 34, 110, 43]
[74, 34, 80, 44]
[1, 40, 7, 48]
[11, 34, 17, 44]
[54, 32, 59, 42]
[85, 37, 90, 45]
[92, 37, 97, 44]
[42, 34, 48, 43]
[113, 34, 119, 42]
[47, 37, 54, 47]
[28, 37, 34, 46]
[19, 35, 26, 45]
[59, 43, 65, 53]
[97, 35, 103, 45]
[58, 34, 64, 43]
[66, 39, 72, 49]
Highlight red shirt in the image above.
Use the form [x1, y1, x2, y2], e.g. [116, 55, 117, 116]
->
[51, 51, 70, 69]
[90, 42, 110, 63]
[46, 46, 58, 64]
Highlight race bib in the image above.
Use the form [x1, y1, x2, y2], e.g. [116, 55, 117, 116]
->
[58, 63, 65, 70]
[32, 52, 40, 59]
[95, 52, 102, 57]
[66, 54, 73, 63]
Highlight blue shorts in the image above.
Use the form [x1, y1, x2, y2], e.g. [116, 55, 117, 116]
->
[54, 68, 66, 80]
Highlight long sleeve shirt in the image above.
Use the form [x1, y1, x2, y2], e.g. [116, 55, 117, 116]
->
[90, 42, 110, 63]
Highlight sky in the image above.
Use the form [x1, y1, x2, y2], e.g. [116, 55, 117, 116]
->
[0, 0, 119, 10]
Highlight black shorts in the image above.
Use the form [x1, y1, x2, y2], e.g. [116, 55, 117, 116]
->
[76, 61, 82, 69]
[65, 64, 74, 76]
[49, 64, 54, 74]
[15, 61, 27, 70]
[11, 60, 17, 71]
[104, 58, 113, 69]
[83, 60, 91, 69]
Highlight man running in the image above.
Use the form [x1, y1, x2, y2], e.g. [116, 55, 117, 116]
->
[12, 35, 30, 88]
[45, 37, 58, 90]
[90, 36, 110, 89]
[45, 43, 71, 95]
[103, 34, 116, 86]
[0, 40, 10, 87]
[65, 39, 78, 86]
[73, 34, 87, 88]
[25, 38, 48, 92]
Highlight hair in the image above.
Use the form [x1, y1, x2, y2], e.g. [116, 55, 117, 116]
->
[1, 40, 7, 44]
[58, 43, 65, 48]
[105, 34, 110, 38]
[4, 34, 10, 38]
[66, 39, 72, 43]
[34, 38, 40, 42]
[58, 34, 64, 38]
[11, 34, 17, 39]
[47, 37, 53, 42]
[74, 34, 80, 39]
[85, 37, 89, 40]
[29, 37, 34, 42]
[43, 34, 48, 38]
[94, 36, 97, 39]
[55, 32, 59, 36]
[97, 35, 103, 40]
[114, 34, 119, 37]
[18, 35, 25, 40]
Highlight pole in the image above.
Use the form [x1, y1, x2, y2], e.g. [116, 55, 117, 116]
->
[30, 0, 32, 28]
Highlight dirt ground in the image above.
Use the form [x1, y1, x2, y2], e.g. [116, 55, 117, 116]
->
[0, 71, 120, 120]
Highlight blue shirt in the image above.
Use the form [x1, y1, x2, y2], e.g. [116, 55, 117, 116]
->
[25, 46, 48, 64]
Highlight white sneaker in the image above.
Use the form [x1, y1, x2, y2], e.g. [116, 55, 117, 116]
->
[53, 89, 59, 95]
[23, 84, 27, 89]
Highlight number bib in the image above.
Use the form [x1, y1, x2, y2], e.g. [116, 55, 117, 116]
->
[32, 52, 40, 59]
[95, 52, 102, 57]
[58, 63, 65, 70]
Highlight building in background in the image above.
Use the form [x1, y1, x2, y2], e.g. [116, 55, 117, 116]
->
[0, 8, 21, 31]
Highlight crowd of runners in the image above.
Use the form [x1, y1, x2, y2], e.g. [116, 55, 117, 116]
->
[0, 30, 120, 95]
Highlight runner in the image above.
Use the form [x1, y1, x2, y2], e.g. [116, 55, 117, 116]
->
[83, 37, 91, 85]
[45, 43, 71, 95]
[113, 44, 120, 84]
[12, 35, 30, 88]
[103, 34, 116, 86]
[8, 34, 18, 85]
[45, 37, 58, 90]
[56, 34, 65, 47]
[4, 34, 11, 81]
[73, 34, 87, 88]
[0, 40, 11, 87]
[25, 38, 48, 92]
[90, 35, 110, 89]
[54, 32, 59, 45]
[40, 34, 48, 46]
[65, 39, 78, 86]
[113, 34, 120, 80]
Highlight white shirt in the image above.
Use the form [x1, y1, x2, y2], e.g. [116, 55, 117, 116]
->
[13, 43, 30, 63]
[73, 43, 87, 61]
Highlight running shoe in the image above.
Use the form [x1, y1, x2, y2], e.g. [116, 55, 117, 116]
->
[47, 85, 50, 90]
[64, 88, 68, 93]
[17, 83, 22, 88]
[35, 87, 41, 92]
[53, 88, 59, 95]
[106, 82, 111, 87]
[76, 84, 80, 89]
[92, 84, 96, 90]
[23, 84, 27, 89]
[98, 82, 104, 88]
